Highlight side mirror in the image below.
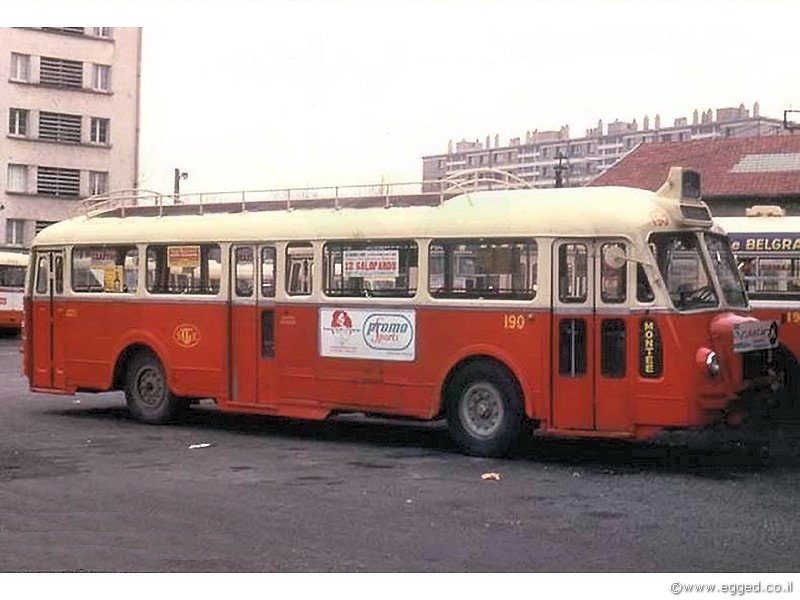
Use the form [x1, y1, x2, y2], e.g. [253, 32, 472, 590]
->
[603, 245, 627, 270]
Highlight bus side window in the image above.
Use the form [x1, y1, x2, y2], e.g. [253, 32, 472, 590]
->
[600, 242, 626, 303]
[636, 264, 654, 302]
[35, 256, 48, 294]
[54, 255, 63, 294]
[261, 247, 276, 297]
[146, 244, 220, 295]
[558, 243, 587, 303]
[286, 243, 313, 296]
[234, 247, 254, 297]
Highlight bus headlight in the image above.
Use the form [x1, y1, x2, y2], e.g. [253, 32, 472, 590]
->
[705, 351, 721, 377]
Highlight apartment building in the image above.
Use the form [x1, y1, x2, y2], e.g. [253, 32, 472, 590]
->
[1, 27, 141, 249]
[422, 102, 786, 191]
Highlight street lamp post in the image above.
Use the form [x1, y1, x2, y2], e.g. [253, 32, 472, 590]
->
[173, 168, 188, 203]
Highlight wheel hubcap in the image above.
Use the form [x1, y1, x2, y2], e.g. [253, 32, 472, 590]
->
[137, 367, 165, 407]
[460, 382, 504, 438]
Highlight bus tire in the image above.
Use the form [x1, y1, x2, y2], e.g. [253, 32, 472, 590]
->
[445, 361, 524, 457]
[125, 352, 182, 424]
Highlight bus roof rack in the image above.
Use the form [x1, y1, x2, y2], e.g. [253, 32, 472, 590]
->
[75, 169, 534, 218]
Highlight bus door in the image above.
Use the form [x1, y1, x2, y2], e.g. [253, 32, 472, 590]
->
[31, 250, 65, 389]
[230, 245, 278, 407]
[551, 239, 631, 432]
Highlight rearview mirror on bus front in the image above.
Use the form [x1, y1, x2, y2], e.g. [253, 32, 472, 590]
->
[603, 245, 627, 270]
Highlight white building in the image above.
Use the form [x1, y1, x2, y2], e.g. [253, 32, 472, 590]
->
[422, 102, 786, 191]
[1, 27, 141, 249]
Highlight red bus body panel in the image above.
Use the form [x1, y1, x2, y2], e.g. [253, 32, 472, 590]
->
[27, 295, 748, 439]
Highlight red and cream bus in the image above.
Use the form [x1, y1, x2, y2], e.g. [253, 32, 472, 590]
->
[0, 250, 27, 331]
[24, 168, 779, 456]
[717, 207, 800, 412]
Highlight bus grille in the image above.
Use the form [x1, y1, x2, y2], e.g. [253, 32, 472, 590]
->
[742, 349, 772, 380]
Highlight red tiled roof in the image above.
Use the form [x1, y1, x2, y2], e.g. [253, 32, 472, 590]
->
[587, 134, 800, 197]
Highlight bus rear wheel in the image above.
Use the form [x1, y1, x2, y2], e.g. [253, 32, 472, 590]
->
[445, 362, 524, 457]
[125, 352, 183, 424]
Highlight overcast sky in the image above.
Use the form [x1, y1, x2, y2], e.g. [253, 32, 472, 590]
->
[16, 0, 800, 194]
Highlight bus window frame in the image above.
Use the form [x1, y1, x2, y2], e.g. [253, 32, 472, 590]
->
[145, 243, 222, 296]
[428, 237, 538, 301]
[285, 242, 313, 297]
[323, 239, 419, 299]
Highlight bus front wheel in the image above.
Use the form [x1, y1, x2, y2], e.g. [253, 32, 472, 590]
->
[125, 352, 183, 424]
[445, 362, 524, 457]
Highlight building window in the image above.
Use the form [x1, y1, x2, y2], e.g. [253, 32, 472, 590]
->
[10, 53, 30, 82]
[42, 27, 85, 35]
[37, 166, 80, 197]
[39, 111, 82, 143]
[90, 117, 109, 144]
[35, 220, 57, 234]
[88, 171, 108, 195]
[39, 56, 83, 88]
[7, 164, 28, 193]
[92, 64, 111, 92]
[92, 27, 112, 38]
[8, 108, 28, 136]
[5, 219, 25, 246]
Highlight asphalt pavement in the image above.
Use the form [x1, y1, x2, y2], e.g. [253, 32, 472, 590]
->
[0, 334, 799, 572]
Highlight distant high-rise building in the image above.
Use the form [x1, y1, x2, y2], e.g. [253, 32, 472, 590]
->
[0, 27, 141, 249]
[422, 102, 784, 191]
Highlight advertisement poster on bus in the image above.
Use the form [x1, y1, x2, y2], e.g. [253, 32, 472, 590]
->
[343, 250, 399, 278]
[319, 307, 415, 361]
[167, 245, 201, 269]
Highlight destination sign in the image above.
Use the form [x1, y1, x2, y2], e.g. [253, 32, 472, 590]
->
[728, 233, 800, 253]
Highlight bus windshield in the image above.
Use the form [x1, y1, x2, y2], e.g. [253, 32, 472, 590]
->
[704, 232, 747, 309]
[650, 231, 719, 311]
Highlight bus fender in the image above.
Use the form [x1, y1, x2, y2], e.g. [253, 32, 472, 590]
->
[436, 343, 532, 418]
[110, 330, 173, 392]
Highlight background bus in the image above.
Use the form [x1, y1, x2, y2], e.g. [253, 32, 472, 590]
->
[717, 206, 800, 415]
[24, 168, 778, 456]
[0, 250, 27, 332]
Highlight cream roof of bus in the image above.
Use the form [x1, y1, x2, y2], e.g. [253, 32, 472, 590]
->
[0, 250, 29, 266]
[34, 185, 700, 247]
[716, 216, 800, 234]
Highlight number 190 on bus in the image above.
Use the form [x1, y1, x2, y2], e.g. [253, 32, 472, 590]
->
[503, 314, 526, 330]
